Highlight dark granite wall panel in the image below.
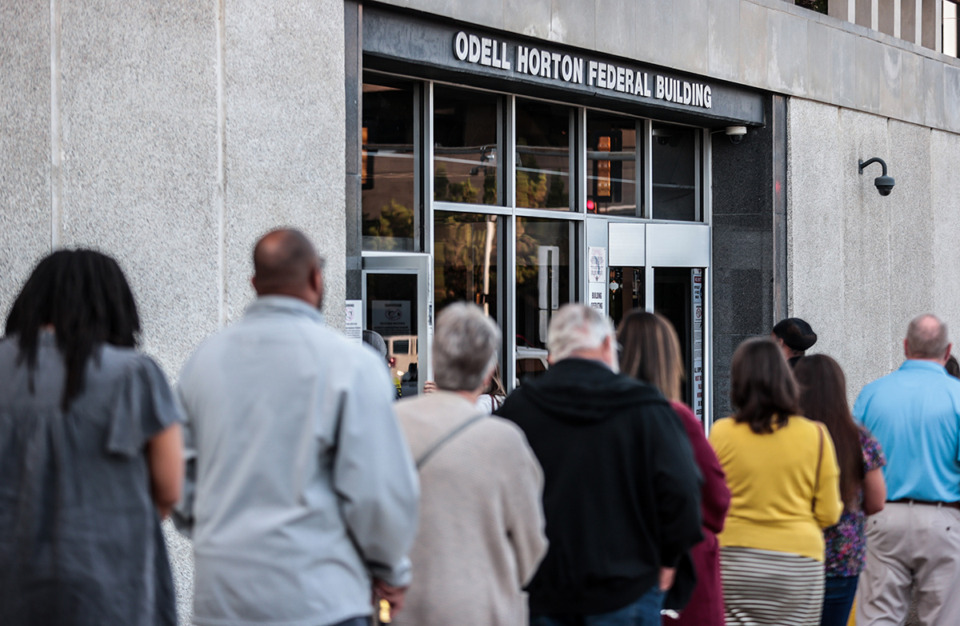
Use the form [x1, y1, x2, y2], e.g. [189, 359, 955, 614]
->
[711, 95, 786, 419]
[345, 0, 362, 299]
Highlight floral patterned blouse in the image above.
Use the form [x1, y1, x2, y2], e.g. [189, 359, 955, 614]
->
[824, 425, 886, 577]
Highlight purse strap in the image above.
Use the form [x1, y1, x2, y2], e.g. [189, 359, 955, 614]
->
[812, 424, 824, 513]
[415, 414, 485, 470]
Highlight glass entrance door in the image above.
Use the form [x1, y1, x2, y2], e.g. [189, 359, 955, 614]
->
[362, 254, 431, 398]
[607, 223, 710, 423]
[652, 267, 706, 417]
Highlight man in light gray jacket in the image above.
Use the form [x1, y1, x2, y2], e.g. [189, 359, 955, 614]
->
[174, 229, 419, 626]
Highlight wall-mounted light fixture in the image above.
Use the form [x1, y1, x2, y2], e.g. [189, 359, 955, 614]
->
[858, 157, 895, 196]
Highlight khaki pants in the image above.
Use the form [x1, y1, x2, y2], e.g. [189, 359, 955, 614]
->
[857, 502, 960, 625]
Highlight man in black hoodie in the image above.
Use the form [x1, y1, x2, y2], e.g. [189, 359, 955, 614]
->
[497, 304, 702, 626]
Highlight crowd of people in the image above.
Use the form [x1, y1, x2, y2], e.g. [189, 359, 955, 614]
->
[2, 229, 960, 626]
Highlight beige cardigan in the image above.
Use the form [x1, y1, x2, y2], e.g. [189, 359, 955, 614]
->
[393, 391, 548, 626]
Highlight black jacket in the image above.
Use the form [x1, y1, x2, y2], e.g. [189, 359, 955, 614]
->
[496, 358, 703, 616]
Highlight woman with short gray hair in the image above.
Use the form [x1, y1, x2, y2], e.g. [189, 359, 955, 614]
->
[432, 302, 500, 392]
[392, 303, 548, 626]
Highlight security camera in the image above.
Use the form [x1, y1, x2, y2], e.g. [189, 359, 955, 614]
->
[652, 128, 672, 146]
[725, 126, 747, 145]
[874, 175, 895, 196]
[858, 158, 894, 197]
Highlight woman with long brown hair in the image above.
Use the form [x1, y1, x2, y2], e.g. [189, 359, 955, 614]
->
[794, 355, 886, 626]
[618, 311, 730, 626]
[709, 338, 842, 626]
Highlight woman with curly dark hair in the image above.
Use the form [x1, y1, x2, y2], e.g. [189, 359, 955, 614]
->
[0, 249, 183, 625]
[709, 337, 842, 626]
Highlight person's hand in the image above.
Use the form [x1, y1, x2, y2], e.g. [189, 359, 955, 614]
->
[423, 380, 438, 394]
[658, 566, 676, 592]
[373, 579, 407, 619]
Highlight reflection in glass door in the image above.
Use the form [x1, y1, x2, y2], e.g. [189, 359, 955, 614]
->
[515, 99, 573, 210]
[515, 218, 575, 386]
[362, 74, 418, 251]
[362, 255, 430, 399]
[365, 273, 419, 397]
[433, 212, 500, 320]
[433, 86, 502, 206]
[608, 266, 644, 329]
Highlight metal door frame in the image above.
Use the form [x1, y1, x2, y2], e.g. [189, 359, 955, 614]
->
[605, 221, 713, 429]
[361, 253, 432, 395]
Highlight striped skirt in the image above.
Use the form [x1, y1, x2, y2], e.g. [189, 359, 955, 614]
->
[720, 546, 824, 626]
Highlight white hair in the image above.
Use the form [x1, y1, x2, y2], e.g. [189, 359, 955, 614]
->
[433, 303, 501, 392]
[547, 304, 616, 363]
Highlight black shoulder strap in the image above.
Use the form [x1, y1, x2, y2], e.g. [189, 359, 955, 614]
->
[416, 414, 486, 470]
[812, 423, 824, 512]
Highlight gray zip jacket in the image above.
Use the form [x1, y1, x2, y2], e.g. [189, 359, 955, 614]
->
[174, 296, 419, 626]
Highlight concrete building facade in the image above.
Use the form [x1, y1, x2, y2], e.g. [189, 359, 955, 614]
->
[2, 0, 960, 620]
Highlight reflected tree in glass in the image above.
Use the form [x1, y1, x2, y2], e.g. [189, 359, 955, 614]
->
[515, 99, 571, 210]
[362, 77, 416, 250]
[434, 86, 500, 206]
[433, 213, 499, 320]
[515, 218, 572, 350]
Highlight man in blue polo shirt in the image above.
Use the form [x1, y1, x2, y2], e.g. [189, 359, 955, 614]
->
[854, 314, 960, 626]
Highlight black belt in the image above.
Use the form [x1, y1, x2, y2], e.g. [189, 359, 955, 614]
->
[888, 499, 960, 509]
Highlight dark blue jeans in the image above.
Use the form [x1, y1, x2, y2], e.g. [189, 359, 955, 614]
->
[329, 617, 369, 626]
[531, 586, 665, 626]
[819, 575, 859, 626]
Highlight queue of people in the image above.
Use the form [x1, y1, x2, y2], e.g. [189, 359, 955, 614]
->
[1, 229, 959, 626]
[710, 338, 843, 626]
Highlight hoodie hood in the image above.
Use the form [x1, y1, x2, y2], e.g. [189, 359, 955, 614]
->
[518, 358, 667, 423]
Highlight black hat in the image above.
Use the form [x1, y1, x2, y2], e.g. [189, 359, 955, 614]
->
[772, 318, 817, 352]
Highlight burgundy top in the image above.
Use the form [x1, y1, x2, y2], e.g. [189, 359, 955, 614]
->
[666, 401, 731, 626]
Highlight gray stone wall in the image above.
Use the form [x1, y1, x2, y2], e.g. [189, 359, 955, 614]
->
[2, 1, 346, 371]
[389, 0, 960, 133]
[1, 2, 346, 622]
[0, 2, 52, 333]
[787, 97, 960, 402]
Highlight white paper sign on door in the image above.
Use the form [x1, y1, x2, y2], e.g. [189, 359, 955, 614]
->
[589, 283, 606, 313]
[371, 300, 411, 336]
[588, 246, 607, 283]
[588, 246, 608, 315]
[345, 300, 362, 344]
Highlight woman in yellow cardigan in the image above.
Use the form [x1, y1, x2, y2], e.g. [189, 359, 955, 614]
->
[709, 338, 843, 626]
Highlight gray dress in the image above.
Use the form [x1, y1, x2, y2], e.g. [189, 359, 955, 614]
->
[0, 332, 181, 625]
